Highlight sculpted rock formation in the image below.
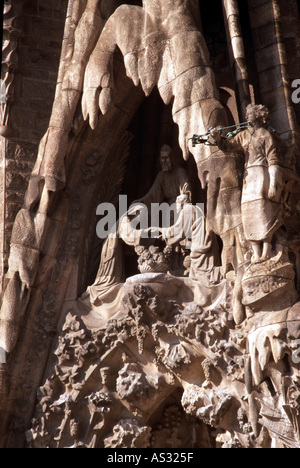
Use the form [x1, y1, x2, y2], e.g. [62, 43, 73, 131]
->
[0, 0, 240, 358]
[27, 111, 300, 447]
[1, 0, 300, 449]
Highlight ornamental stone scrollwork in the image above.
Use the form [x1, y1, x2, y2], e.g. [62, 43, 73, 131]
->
[181, 385, 234, 427]
[116, 356, 154, 403]
[103, 419, 151, 449]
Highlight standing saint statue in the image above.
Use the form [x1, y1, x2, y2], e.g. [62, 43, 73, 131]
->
[210, 104, 296, 264]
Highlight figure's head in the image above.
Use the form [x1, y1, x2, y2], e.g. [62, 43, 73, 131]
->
[246, 104, 269, 126]
[160, 145, 175, 172]
[176, 192, 190, 214]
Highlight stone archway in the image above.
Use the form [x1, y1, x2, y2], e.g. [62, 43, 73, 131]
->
[2, 0, 300, 449]
[0, 0, 251, 446]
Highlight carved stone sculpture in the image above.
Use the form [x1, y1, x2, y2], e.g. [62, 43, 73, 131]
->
[162, 193, 221, 282]
[210, 104, 297, 264]
[2, 0, 300, 450]
[137, 145, 191, 208]
[26, 89, 300, 446]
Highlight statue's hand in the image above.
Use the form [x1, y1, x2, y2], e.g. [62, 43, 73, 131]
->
[209, 127, 222, 141]
[268, 185, 277, 200]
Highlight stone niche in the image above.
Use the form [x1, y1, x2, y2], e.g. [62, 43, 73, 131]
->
[1, 0, 300, 449]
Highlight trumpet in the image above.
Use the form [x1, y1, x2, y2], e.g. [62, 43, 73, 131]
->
[189, 121, 251, 147]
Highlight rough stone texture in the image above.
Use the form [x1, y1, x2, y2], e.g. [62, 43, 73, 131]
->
[0, 0, 68, 287]
[1, 0, 300, 449]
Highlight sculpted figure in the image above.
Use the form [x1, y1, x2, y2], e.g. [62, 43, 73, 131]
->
[138, 145, 191, 208]
[210, 104, 295, 264]
[80, 228, 125, 316]
[81, 143, 190, 315]
[80, 204, 160, 317]
[161, 193, 221, 282]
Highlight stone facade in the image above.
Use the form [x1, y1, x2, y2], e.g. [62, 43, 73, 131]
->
[1, 0, 300, 449]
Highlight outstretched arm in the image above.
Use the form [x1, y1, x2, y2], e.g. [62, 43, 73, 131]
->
[210, 128, 243, 153]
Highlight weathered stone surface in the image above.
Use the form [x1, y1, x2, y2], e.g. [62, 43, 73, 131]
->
[1, 0, 300, 450]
